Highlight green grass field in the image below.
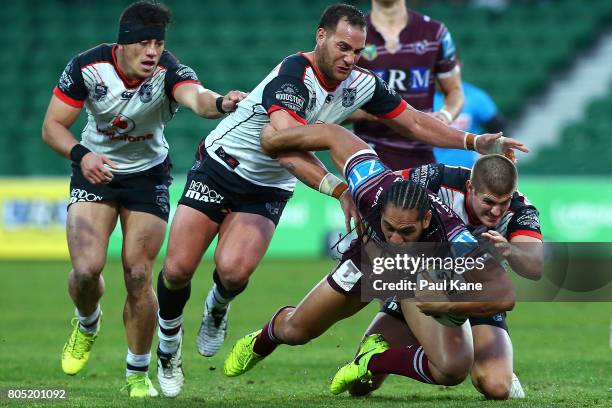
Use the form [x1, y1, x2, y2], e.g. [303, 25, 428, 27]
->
[1, 259, 611, 407]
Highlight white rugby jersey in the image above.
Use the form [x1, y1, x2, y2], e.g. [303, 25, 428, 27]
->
[199, 53, 407, 191]
[406, 164, 542, 240]
[54, 44, 200, 173]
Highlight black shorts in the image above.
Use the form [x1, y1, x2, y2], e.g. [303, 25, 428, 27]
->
[178, 154, 292, 225]
[380, 299, 509, 332]
[68, 157, 173, 221]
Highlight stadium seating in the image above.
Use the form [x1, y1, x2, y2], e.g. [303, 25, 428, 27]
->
[520, 82, 612, 174]
[3, 0, 612, 176]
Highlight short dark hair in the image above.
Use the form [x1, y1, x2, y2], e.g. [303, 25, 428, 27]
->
[471, 155, 518, 195]
[382, 180, 430, 218]
[119, 1, 172, 28]
[317, 3, 366, 32]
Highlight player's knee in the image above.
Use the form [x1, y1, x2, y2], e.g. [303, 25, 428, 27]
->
[72, 260, 104, 284]
[475, 375, 511, 400]
[163, 257, 196, 287]
[214, 257, 254, 289]
[124, 263, 152, 295]
[434, 353, 472, 385]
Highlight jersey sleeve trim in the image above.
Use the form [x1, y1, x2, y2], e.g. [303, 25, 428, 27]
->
[377, 99, 407, 119]
[437, 65, 461, 79]
[53, 86, 84, 108]
[171, 80, 202, 98]
[508, 230, 542, 241]
[267, 105, 308, 125]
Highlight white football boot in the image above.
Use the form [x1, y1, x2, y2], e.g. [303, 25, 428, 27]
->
[156, 332, 184, 398]
[196, 301, 230, 357]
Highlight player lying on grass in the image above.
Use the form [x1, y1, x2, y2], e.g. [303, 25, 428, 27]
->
[223, 123, 524, 393]
[348, 156, 543, 400]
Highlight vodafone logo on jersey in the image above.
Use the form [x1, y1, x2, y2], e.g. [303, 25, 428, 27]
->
[98, 114, 135, 135]
[96, 114, 152, 142]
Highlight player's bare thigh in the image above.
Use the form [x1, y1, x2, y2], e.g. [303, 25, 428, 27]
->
[274, 277, 368, 345]
[213, 212, 276, 288]
[163, 204, 220, 286]
[118, 208, 167, 285]
[67, 201, 119, 273]
[400, 300, 473, 384]
[471, 324, 513, 399]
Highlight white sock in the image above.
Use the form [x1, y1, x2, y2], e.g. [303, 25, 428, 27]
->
[206, 284, 232, 311]
[126, 349, 151, 378]
[158, 313, 182, 354]
[76, 304, 101, 334]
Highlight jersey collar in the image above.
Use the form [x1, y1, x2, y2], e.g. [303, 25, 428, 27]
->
[299, 52, 341, 92]
[112, 44, 146, 89]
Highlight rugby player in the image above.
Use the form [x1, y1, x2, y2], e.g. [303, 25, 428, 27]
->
[42, 1, 244, 397]
[155, 3, 526, 397]
[349, 156, 543, 399]
[350, 0, 464, 169]
[222, 123, 520, 392]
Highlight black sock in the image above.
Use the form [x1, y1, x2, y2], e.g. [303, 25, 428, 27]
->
[212, 269, 248, 299]
[157, 270, 191, 321]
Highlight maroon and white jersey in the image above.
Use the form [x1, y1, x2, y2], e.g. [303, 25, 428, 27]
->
[54, 43, 200, 173]
[198, 53, 407, 191]
[344, 150, 471, 244]
[406, 164, 542, 240]
[355, 10, 459, 152]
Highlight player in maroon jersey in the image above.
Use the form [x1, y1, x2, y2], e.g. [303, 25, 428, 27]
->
[349, 0, 464, 169]
[349, 158, 543, 399]
[222, 123, 520, 391]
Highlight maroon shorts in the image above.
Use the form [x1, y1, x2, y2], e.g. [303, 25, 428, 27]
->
[327, 238, 363, 296]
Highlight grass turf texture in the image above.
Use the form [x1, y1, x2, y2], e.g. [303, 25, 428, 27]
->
[0, 259, 610, 407]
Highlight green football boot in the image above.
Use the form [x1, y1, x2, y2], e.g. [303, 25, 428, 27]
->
[223, 330, 265, 377]
[330, 334, 390, 395]
[61, 317, 100, 375]
[123, 373, 159, 398]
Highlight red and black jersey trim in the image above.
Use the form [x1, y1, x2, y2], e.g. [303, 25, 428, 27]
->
[267, 105, 307, 125]
[53, 86, 84, 108]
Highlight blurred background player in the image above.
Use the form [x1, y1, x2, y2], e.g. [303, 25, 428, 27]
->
[42, 0, 244, 397]
[433, 65, 505, 167]
[349, 0, 464, 169]
[154, 3, 514, 397]
[350, 155, 543, 399]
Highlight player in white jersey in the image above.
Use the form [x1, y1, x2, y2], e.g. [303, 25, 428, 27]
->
[155, 4, 527, 397]
[42, 1, 245, 398]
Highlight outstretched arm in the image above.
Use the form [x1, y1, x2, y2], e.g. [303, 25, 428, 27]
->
[261, 123, 371, 175]
[381, 107, 528, 156]
[173, 83, 246, 119]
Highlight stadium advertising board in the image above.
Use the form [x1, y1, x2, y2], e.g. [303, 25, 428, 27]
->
[1, 177, 611, 259]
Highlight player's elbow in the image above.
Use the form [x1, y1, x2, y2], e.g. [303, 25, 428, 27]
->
[260, 125, 282, 156]
[41, 119, 56, 146]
